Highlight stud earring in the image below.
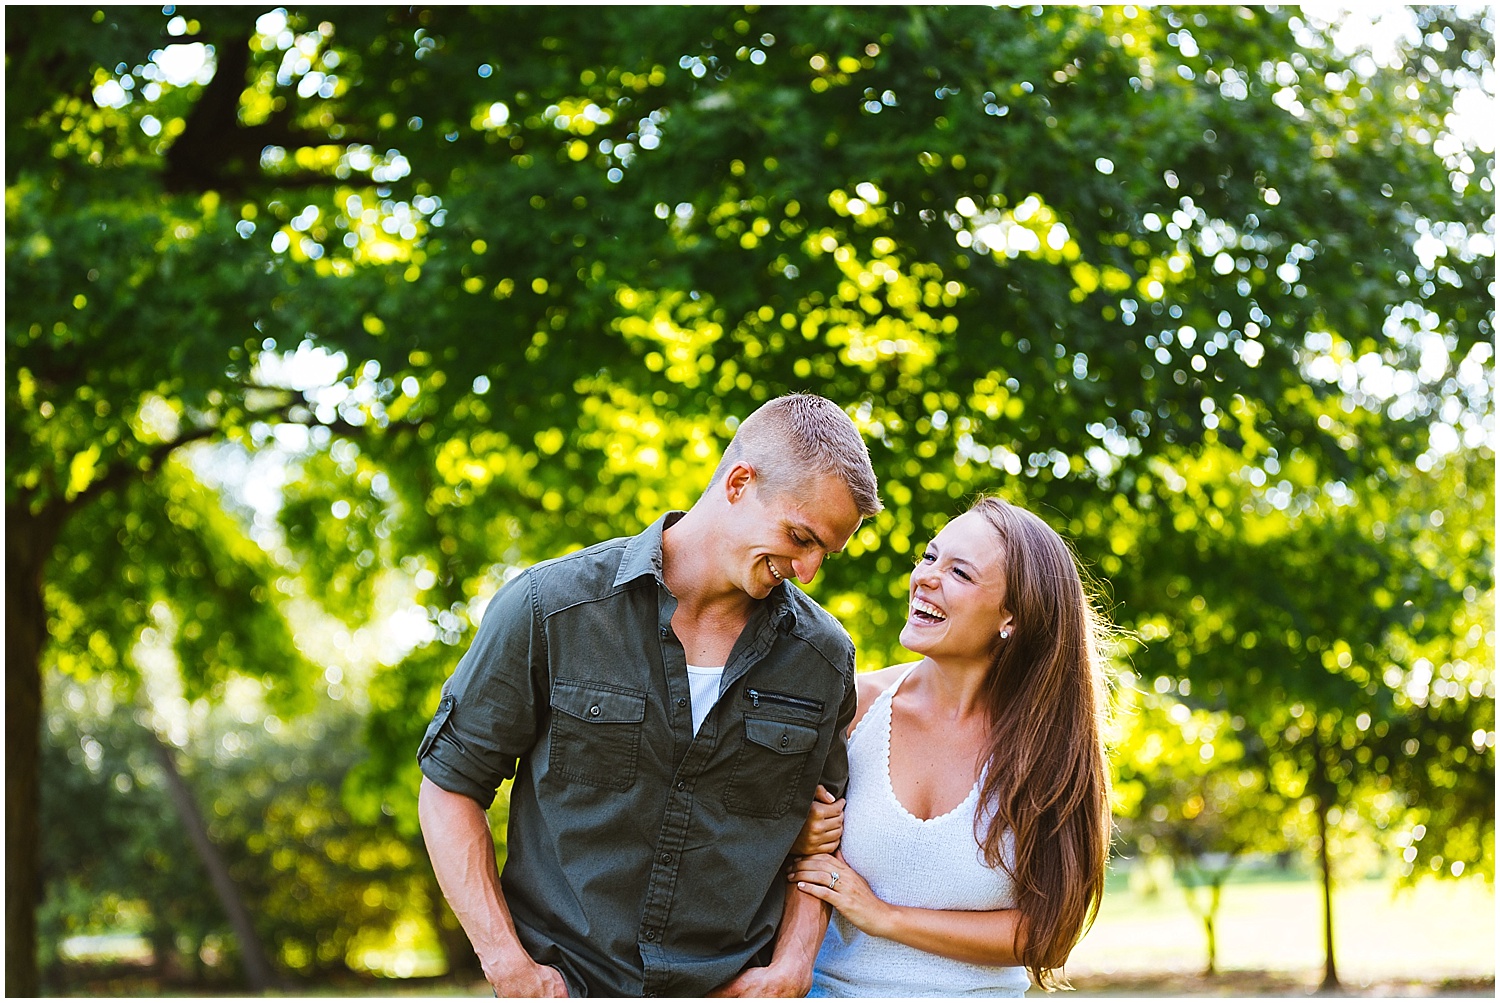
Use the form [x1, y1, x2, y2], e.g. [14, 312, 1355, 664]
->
[999, 629, 1011, 640]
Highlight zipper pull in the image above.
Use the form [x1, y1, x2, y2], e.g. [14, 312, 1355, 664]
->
[748, 689, 760, 708]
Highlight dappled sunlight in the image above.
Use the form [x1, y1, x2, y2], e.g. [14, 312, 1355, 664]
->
[11, 4, 1492, 994]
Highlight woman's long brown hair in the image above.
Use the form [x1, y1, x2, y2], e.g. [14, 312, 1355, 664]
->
[968, 496, 1112, 990]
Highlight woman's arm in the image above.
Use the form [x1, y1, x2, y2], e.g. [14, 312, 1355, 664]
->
[789, 852, 1026, 968]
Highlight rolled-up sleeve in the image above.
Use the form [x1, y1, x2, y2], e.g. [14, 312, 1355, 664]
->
[417, 571, 546, 807]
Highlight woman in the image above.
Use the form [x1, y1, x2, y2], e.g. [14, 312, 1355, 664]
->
[790, 495, 1112, 997]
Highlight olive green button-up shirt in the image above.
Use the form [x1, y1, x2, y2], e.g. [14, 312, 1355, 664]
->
[417, 512, 857, 997]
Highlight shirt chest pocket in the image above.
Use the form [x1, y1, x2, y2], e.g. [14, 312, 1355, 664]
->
[723, 717, 821, 819]
[549, 680, 647, 791]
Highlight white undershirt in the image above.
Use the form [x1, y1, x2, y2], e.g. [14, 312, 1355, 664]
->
[685, 663, 725, 735]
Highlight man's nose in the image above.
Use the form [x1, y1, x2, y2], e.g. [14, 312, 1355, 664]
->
[793, 551, 824, 583]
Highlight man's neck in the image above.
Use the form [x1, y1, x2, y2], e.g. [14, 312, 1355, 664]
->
[660, 506, 755, 623]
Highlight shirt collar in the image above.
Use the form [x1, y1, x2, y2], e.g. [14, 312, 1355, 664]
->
[614, 511, 682, 588]
[769, 588, 798, 632]
[614, 511, 799, 631]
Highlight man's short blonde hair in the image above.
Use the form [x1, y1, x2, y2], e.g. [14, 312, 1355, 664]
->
[710, 393, 883, 517]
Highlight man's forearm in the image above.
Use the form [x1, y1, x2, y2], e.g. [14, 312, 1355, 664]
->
[417, 777, 530, 972]
[767, 883, 831, 988]
[705, 883, 831, 997]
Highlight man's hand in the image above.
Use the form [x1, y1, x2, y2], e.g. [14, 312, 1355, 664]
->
[789, 785, 844, 857]
[706, 961, 810, 998]
[420, 782, 568, 997]
[483, 954, 569, 998]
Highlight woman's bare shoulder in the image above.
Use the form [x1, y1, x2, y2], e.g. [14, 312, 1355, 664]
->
[851, 661, 921, 733]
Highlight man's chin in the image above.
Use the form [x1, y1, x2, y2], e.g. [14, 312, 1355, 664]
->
[734, 575, 773, 600]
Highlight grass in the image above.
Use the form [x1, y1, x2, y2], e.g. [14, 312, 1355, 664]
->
[51, 869, 1495, 997]
[1055, 866, 1495, 996]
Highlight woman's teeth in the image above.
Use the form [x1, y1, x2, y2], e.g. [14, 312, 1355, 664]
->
[911, 598, 945, 623]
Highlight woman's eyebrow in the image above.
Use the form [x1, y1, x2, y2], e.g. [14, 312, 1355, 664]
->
[929, 544, 983, 577]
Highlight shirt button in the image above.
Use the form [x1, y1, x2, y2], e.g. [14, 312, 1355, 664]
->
[645, 931, 657, 943]
[676, 781, 686, 792]
[660, 626, 668, 638]
[677, 697, 687, 708]
[780, 733, 789, 748]
[660, 852, 672, 864]
[589, 705, 601, 717]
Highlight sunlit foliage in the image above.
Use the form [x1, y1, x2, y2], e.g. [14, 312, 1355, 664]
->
[8, 4, 1492, 990]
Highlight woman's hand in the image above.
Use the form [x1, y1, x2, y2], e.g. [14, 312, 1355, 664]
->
[791, 849, 1028, 968]
[789, 785, 844, 856]
[788, 851, 891, 938]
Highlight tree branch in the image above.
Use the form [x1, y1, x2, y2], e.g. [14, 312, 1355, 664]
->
[63, 423, 224, 515]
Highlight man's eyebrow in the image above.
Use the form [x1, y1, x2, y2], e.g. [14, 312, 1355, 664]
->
[792, 520, 833, 553]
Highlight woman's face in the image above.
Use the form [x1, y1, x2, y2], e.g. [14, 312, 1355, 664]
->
[899, 510, 1013, 663]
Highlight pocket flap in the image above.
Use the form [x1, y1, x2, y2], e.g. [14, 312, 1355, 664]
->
[744, 717, 819, 755]
[552, 680, 647, 724]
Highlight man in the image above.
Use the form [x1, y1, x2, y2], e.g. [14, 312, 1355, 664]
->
[417, 393, 882, 997]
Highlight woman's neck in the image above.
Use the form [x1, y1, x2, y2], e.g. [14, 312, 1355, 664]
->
[909, 655, 992, 725]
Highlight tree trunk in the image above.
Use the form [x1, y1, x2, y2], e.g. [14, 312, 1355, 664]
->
[1204, 880, 1222, 977]
[146, 901, 176, 978]
[1316, 796, 1339, 990]
[1312, 741, 1340, 991]
[1176, 854, 1235, 980]
[6, 503, 62, 997]
[146, 728, 284, 991]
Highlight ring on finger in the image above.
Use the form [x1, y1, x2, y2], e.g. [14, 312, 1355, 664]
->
[829, 870, 841, 888]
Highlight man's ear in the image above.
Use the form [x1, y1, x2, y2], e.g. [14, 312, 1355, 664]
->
[722, 461, 756, 503]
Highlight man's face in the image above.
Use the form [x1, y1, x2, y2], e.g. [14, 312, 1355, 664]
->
[721, 466, 863, 600]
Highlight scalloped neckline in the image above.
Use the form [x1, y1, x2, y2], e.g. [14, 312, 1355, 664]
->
[877, 666, 983, 825]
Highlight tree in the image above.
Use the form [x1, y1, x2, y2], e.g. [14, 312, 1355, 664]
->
[38, 670, 442, 991]
[9, 7, 1491, 990]
[1111, 679, 1294, 976]
[1121, 443, 1495, 987]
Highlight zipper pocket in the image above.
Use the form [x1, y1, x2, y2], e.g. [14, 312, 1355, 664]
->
[744, 688, 824, 714]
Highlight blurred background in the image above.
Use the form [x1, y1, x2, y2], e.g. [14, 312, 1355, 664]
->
[5, 4, 1494, 997]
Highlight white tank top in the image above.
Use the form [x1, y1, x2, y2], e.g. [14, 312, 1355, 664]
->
[810, 665, 1032, 998]
[685, 663, 724, 735]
